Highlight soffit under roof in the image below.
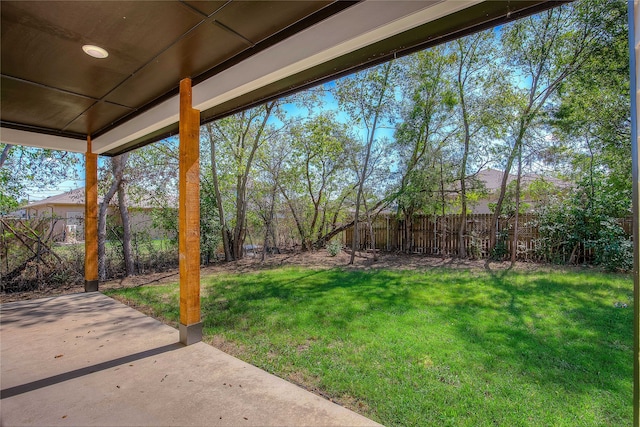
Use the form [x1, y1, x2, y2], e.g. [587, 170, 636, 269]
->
[0, 0, 558, 156]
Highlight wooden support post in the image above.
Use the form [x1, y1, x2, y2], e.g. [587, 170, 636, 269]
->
[179, 78, 202, 345]
[84, 136, 98, 292]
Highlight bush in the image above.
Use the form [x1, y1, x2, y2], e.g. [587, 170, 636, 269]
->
[491, 228, 510, 261]
[534, 174, 632, 271]
[593, 218, 633, 272]
[326, 239, 341, 257]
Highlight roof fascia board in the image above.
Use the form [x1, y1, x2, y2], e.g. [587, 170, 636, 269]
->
[0, 127, 86, 153]
[192, 0, 479, 112]
[92, 0, 479, 155]
[93, 97, 180, 155]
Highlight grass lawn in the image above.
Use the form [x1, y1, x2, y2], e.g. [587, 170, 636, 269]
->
[105, 266, 633, 426]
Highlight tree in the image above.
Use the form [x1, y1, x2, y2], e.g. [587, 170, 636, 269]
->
[132, 137, 221, 264]
[251, 134, 289, 260]
[280, 113, 355, 250]
[116, 161, 134, 276]
[488, 1, 612, 256]
[550, 0, 629, 204]
[534, 0, 631, 270]
[98, 153, 130, 280]
[204, 101, 279, 261]
[451, 31, 503, 258]
[126, 138, 180, 244]
[0, 145, 80, 214]
[393, 47, 457, 253]
[535, 173, 632, 271]
[334, 61, 397, 264]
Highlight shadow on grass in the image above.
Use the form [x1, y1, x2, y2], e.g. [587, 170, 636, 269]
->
[199, 267, 632, 398]
[468, 271, 633, 396]
[201, 268, 414, 331]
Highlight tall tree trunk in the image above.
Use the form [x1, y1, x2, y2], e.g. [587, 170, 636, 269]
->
[261, 182, 278, 262]
[350, 63, 392, 264]
[510, 147, 523, 265]
[362, 197, 377, 261]
[206, 124, 233, 262]
[439, 158, 446, 259]
[98, 154, 127, 280]
[487, 8, 580, 254]
[457, 67, 470, 258]
[233, 102, 275, 261]
[280, 187, 310, 251]
[117, 181, 134, 275]
[458, 181, 468, 258]
[488, 122, 526, 252]
[316, 205, 328, 244]
[305, 156, 323, 249]
[234, 173, 246, 260]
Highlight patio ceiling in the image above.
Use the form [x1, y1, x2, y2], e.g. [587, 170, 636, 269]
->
[0, 0, 558, 156]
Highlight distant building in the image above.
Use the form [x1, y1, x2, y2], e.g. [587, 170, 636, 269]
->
[468, 169, 572, 214]
[13, 188, 172, 242]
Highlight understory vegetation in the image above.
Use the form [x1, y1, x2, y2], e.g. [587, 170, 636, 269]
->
[107, 266, 633, 427]
[0, 216, 178, 293]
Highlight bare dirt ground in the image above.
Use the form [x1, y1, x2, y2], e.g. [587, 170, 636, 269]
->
[0, 250, 585, 303]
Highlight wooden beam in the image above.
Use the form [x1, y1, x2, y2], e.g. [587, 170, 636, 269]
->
[84, 136, 98, 292]
[179, 78, 202, 345]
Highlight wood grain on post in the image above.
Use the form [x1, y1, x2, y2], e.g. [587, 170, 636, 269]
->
[84, 136, 98, 289]
[179, 78, 201, 327]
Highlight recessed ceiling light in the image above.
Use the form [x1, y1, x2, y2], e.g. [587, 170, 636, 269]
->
[82, 44, 109, 59]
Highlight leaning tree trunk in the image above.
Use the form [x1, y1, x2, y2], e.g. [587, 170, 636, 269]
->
[456, 48, 471, 259]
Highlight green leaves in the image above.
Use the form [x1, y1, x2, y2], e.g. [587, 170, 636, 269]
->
[535, 173, 632, 271]
[0, 144, 80, 214]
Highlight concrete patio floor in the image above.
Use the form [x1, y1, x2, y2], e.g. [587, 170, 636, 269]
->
[0, 293, 381, 427]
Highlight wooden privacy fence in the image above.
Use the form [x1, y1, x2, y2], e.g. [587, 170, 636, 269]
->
[344, 214, 634, 260]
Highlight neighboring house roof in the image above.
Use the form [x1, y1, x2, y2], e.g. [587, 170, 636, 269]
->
[23, 188, 174, 210]
[24, 188, 88, 208]
[474, 169, 571, 192]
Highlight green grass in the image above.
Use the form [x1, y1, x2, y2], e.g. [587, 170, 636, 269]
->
[105, 267, 633, 426]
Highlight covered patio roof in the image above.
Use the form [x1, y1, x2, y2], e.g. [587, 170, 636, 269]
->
[1, 0, 558, 156]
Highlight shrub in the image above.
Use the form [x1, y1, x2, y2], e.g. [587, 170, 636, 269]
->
[534, 174, 632, 271]
[593, 218, 633, 272]
[326, 239, 341, 257]
[491, 228, 510, 260]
